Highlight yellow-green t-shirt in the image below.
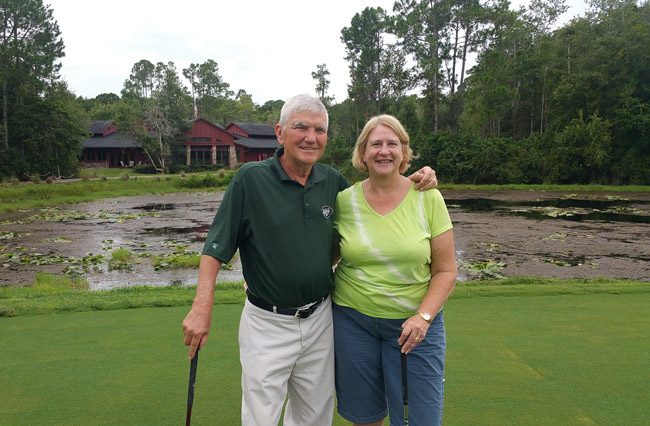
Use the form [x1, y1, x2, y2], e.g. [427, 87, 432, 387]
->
[333, 183, 453, 318]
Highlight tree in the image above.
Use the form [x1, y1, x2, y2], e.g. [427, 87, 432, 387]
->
[188, 59, 232, 119]
[380, 44, 413, 100]
[122, 59, 154, 99]
[197, 59, 232, 98]
[257, 99, 284, 124]
[20, 83, 86, 178]
[548, 113, 612, 183]
[182, 63, 200, 117]
[94, 93, 120, 104]
[342, 7, 389, 118]
[140, 98, 175, 172]
[311, 63, 332, 105]
[0, 0, 64, 152]
[393, 0, 453, 132]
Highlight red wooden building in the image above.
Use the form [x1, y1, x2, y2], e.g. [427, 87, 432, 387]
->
[225, 122, 279, 163]
[81, 118, 280, 169]
[184, 120, 279, 168]
[183, 118, 237, 168]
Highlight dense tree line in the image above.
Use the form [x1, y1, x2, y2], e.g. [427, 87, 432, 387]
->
[324, 0, 650, 184]
[1, 0, 648, 183]
[0, 0, 86, 179]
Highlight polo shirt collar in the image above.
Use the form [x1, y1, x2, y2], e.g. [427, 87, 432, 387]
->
[271, 147, 326, 185]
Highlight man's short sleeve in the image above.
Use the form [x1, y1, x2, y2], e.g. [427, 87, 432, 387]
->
[201, 177, 245, 263]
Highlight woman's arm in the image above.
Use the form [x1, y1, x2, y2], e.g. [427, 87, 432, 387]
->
[398, 229, 457, 353]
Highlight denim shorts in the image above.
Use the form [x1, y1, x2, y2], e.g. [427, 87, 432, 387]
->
[333, 303, 446, 426]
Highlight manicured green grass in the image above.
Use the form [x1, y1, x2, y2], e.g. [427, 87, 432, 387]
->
[1, 279, 649, 425]
[1, 275, 647, 318]
[444, 293, 650, 425]
[0, 305, 242, 425]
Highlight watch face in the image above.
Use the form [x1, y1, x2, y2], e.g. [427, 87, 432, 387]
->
[419, 312, 432, 322]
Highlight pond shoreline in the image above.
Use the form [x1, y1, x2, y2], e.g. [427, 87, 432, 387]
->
[1, 189, 649, 287]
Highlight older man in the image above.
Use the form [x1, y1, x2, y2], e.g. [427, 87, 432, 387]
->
[182, 94, 436, 425]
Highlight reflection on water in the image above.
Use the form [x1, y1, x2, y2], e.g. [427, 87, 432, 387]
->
[86, 257, 244, 290]
[143, 225, 210, 241]
[133, 203, 176, 211]
[447, 198, 650, 223]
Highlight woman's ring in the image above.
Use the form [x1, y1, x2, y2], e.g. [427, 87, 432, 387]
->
[414, 336, 421, 343]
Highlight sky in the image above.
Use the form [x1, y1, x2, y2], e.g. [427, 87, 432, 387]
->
[47, 0, 588, 105]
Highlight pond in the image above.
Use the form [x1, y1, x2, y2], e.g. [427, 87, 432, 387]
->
[0, 189, 649, 288]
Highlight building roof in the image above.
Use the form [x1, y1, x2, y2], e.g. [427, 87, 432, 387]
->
[82, 131, 141, 149]
[231, 122, 276, 137]
[89, 120, 114, 135]
[234, 137, 280, 149]
[192, 117, 227, 131]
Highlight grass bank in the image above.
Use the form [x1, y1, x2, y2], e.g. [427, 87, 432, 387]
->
[2, 179, 649, 214]
[0, 171, 234, 213]
[1, 279, 648, 425]
[439, 183, 650, 192]
[0, 273, 243, 317]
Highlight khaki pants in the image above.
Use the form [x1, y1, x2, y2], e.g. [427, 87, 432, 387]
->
[239, 296, 334, 426]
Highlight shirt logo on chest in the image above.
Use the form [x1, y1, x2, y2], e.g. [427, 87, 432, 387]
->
[320, 206, 333, 218]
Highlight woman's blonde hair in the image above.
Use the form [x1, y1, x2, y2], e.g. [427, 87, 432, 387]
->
[351, 114, 413, 173]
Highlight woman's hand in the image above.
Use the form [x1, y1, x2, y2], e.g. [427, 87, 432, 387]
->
[398, 315, 430, 354]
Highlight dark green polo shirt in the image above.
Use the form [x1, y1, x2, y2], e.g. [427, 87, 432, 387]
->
[202, 148, 349, 307]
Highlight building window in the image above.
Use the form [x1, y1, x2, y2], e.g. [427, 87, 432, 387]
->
[216, 146, 229, 165]
[190, 147, 212, 165]
[191, 137, 211, 142]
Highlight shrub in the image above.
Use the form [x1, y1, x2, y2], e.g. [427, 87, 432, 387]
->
[174, 172, 234, 189]
[133, 164, 158, 174]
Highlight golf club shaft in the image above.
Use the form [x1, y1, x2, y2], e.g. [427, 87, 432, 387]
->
[186, 349, 199, 426]
[401, 351, 408, 426]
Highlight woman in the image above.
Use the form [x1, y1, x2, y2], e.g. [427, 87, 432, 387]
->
[333, 115, 457, 426]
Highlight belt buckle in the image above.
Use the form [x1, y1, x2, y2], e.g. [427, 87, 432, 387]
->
[295, 307, 309, 318]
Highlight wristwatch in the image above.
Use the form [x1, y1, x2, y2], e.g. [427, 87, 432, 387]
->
[417, 311, 433, 324]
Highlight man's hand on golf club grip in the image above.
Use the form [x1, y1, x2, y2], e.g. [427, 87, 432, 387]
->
[183, 306, 211, 359]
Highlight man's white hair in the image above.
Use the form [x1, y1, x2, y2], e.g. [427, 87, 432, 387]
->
[279, 94, 329, 129]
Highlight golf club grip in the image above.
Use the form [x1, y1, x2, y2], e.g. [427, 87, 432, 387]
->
[186, 349, 199, 425]
[401, 351, 408, 425]
[401, 352, 408, 404]
[187, 350, 199, 405]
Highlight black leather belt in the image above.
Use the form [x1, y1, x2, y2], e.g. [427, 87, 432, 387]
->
[246, 289, 327, 319]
